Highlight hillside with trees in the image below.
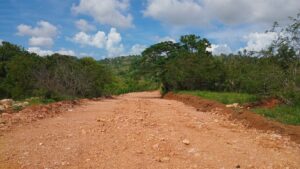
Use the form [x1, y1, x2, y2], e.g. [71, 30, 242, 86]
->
[0, 14, 299, 124]
[135, 15, 300, 106]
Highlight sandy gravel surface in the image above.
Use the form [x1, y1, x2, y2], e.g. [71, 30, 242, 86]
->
[0, 91, 299, 169]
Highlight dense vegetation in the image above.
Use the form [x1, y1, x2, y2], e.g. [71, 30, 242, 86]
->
[136, 14, 300, 106]
[0, 43, 157, 101]
[100, 56, 158, 94]
[0, 43, 114, 101]
[178, 91, 258, 105]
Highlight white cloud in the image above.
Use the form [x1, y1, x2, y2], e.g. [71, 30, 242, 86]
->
[106, 28, 124, 57]
[29, 37, 54, 48]
[72, 31, 106, 48]
[17, 21, 58, 48]
[28, 47, 76, 56]
[56, 49, 76, 56]
[242, 32, 278, 51]
[72, 27, 124, 57]
[17, 21, 57, 38]
[129, 44, 147, 55]
[209, 44, 232, 55]
[72, 0, 133, 28]
[204, 0, 299, 25]
[0, 39, 3, 45]
[157, 36, 176, 43]
[75, 19, 96, 32]
[143, 0, 299, 54]
[79, 52, 96, 57]
[28, 47, 54, 56]
[144, 0, 206, 27]
[144, 0, 300, 27]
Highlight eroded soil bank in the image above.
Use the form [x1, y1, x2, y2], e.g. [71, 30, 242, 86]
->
[164, 92, 300, 144]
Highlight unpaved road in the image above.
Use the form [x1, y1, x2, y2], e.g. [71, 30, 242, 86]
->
[0, 91, 299, 169]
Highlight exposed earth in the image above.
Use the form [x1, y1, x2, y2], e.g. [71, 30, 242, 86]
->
[0, 91, 299, 169]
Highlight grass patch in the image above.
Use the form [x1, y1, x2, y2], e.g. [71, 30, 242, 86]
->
[253, 105, 300, 125]
[178, 90, 300, 125]
[178, 90, 258, 104]
[25, 97, 56, 106]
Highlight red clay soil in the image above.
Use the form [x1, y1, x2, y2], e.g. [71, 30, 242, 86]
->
[244, 98, 282, 109]
[0, 100, 81, 133]
[164, 92, 300, 144]
[1, 91, 300, 168]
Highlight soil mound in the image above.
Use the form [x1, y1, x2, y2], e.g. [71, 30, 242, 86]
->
[164, 92, 300, 144]
[0, 100, 81, 133]
[244, 98, 282, 109]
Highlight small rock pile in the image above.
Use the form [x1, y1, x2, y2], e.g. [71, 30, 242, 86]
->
[0, 100, 81, 132]
[0, 99, 29, 112]
[225, 103, 242, 109]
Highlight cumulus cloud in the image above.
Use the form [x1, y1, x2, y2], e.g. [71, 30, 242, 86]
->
[56, 49, 76, 56]
[72, 0, 133, 28]
[72, 27, 124, 57]
[106, 28, 124, 57]
[29, 37, 54, 48]
[28, 47, 54, 56]
[144, 0, 300, 27]
[17, 21, 58, 48]
[209, 44, 233, 55]
[157, 36, 176, 43]
[129, 44, 147, 55]
[242, 32, 278, 51]
[72, 31, 106, 48]
[28, 47, 76, 56]
[144, 0, 206, 27]
[204, 0, 299, 25]
[75, 19, 96, 32]
[17, 21, 57, 37]
[79, 52, 96, 57]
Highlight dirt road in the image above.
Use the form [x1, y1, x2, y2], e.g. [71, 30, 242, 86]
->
[0, 91, 299, 169]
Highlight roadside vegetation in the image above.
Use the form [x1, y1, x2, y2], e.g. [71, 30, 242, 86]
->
[178, 90, 300, 125]
[100, 56, 158, 95]
[253, 105, 300, 125]
[0, 45, 114, 101]
[0, 14, 299, 124]
[178, 91, 258, 104]
[134, 14, 300, 125]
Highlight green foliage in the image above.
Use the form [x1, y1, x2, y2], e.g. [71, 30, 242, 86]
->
[12, 104, 23, 111]
[100, 55, 159, 95]
[0, 42, 115, 100]
[137, 14, 300, 102]
[180, 90, 300, 125]
[164, 53, 224, 91]
[221, 55, 286, 95]
[180, 35, 211, 55]
[178, 90, 258, 104]
[5, 54, 41, 99]
[139, 35, 214, 94]
[25, 97, 56, 105]
[253, 104, 300, 125]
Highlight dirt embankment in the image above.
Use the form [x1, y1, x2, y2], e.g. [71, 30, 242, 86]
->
[164, 92, 300, 144]
[0, 100, 82, 133]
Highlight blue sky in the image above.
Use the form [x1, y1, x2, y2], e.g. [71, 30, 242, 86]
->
[0, 0, 299, 59]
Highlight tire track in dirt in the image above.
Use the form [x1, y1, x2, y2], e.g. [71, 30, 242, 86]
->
[0, 91, 299, 169]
